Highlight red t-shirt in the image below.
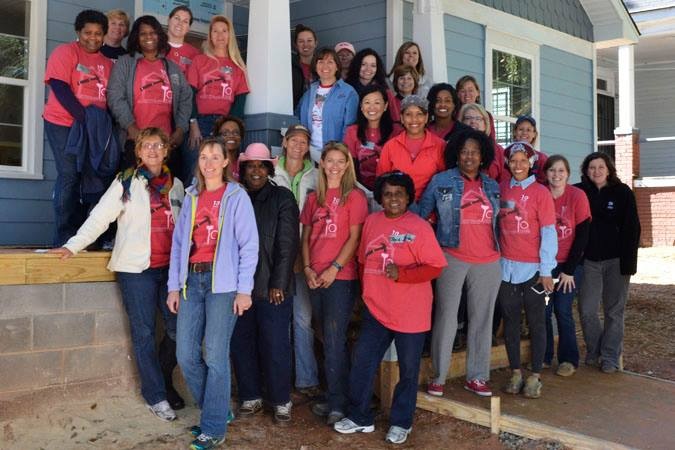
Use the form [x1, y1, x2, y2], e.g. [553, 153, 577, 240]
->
[405, 135, 425, 160]
[300, 187, 368, 280]
[187, 55, 250, 116]
[486, 142, 510, 184]
[446, 178, 500, 264]
[300, 63, 312, 83]
[166, 42, 200, 75]
[498, 179, 556, 263]
[343, 125, 382, 191]
[189, 184, 227, 264]
[553, 185, 591, 263]
[387, 90, 401, 123]
[43, 42, 113, 127]
[359, 211, 447, 332]
[133, 58, 173, 136]
[149, 194, 175, 268]
[428, 122, 455, 140]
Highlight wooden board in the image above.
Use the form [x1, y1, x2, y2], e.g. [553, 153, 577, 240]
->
[0, 250, 114, 285]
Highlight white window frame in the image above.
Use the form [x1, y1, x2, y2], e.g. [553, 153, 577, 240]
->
[485, 28, 540, 144]
[0, 0, 47, 179]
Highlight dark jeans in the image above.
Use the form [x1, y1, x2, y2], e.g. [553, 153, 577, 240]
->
[231, 295, 293, 406]
[347, 308, 425, 430]
[181, 114, 220, 185]
[45, 120, 86, 246]
[117, 267, 177, 405]
[499, 274, 546, 372]
[544, 265, 582, 366]
[310, 279, 356, 413]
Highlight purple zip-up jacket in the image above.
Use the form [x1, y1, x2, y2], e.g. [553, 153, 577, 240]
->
[168, 182, 259, 295]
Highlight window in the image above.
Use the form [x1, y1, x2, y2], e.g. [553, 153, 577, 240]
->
[485, 30, 539, 147]
[0, 0, 46, 178]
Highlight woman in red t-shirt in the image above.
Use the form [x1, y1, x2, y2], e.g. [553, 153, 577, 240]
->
[165, 6, 200, 75]
[333, 171, 446, 444]
[50, 128, 185, 421]
[342, 85, 399, 191]
[43, 10, 113, 246]
[186, 15, 249, 170]
[300, 142, 368, 424]
[511, 115, 549, 185]
[426, 83, 469, 143]
[542, 155, 591, 377]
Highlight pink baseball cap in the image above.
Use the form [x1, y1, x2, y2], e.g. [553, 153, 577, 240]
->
[334, 42, 355, 55]
[238, 143, 278, 166]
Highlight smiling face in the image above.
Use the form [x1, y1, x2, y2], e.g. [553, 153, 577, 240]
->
[106, 18, 127, 45]
[242, 160, 270, 192]
[77, 23, 105, 54]
[336, 49, 354, 73]
[458, 139, 482, 178]
[402, 45, 420, 68]
[402, 106, 428, 138]
[546, 160, 569, 190]
[296, 30, 317, 59]
[508, 151, 531, 181]
[168, 10, 191, 41]
[514, 121, 537, 145]
[458, 81, 479, 105]
[434, 89, 455, 121]
[587, 157, 609, 188]
[210, 21, 230, 53]
[316, 54, 338, 84]
[321, 149, 348, 182]
[137, 135, 168, 173]
[396, 73, 416, 96]
[138, 23, 159, 56]
[381, 183, 410, 218]
[284, 134, 310, 161]
[360, 91, 387, 124]
[198, 144, 229, 185]
[217, 120, 242, 153]
[462, 107, 486, 132]
[359, 55, 377, 85]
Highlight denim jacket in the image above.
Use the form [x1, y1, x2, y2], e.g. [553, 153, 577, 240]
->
[416, 168, 500, 249]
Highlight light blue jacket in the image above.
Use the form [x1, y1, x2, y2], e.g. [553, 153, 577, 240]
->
[417, 168, 501, 250]
[167, 182, 259, 295]
[295, 79, 358, 147]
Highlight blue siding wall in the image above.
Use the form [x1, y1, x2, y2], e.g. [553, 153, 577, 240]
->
[444, 14, 485, 88]
[290, 0, 387, 58]
[471, 0, 593, 41]
[540, 46, 594, 182]
[0, 0, 134, 246]
[402, 0, 413, 43]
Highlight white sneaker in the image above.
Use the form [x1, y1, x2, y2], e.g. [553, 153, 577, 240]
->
[333, 417, 375, 434]
[146, 400, 176, 422]
[385, 425, 412, 444]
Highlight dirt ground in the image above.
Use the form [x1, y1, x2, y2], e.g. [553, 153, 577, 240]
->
[1, 247, 672, 450]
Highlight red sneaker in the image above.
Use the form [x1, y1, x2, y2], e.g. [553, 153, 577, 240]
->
[464, 379, 492, 397]
[427, 382, 444, 397]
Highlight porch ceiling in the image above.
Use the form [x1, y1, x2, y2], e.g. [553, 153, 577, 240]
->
[579, 0, 640, 47]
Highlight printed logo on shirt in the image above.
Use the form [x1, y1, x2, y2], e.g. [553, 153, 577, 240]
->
[179, 55, 192, 66]
[556, 205, 573, 240]
[389, 230, 416, 243]
[364, 234, 395, 274]
[75, 63, 108, 101]
[460, 187, 493, 224]
[312, 196, 341, 239]
[139, 69, 172, 104]
[607, 201, 614, 210]
[150, 197, 174, 231]
[499, 194, 531, 234]
[200, 67, 234, 101]
[194, 199, 221, 245]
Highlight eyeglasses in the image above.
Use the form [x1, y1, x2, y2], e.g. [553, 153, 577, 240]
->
[219, 131, 241, 137]
[141, 142, 166, 150]
[463, 115, 484, 123]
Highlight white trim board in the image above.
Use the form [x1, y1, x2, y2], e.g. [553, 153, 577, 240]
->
[634, 177, 675, 188]
[386, 0, 404, 70]
[441, 0, 594, 59]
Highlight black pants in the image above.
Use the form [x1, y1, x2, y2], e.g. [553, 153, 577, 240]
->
[498, 274, 546, 372]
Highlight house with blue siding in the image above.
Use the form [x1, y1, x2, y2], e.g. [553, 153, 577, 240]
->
[0, 0, 638, 246]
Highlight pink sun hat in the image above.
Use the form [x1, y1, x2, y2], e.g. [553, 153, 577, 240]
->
[238, 143, 279, 166]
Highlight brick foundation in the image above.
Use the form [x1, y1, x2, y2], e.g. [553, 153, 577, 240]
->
[635, 187, 675, 247]
[614, 129, 640, 186]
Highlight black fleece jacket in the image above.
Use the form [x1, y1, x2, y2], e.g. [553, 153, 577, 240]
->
[574, 181, 641, 275]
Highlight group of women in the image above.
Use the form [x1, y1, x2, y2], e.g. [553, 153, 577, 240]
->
[44, 8, 640, 449]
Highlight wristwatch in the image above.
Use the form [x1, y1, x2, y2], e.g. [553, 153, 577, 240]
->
[331, 260, 343, 271]
[189, 118, 197, 124]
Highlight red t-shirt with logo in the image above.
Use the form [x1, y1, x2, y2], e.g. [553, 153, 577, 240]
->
[133, 58, 173, 136]
[187, 55, 250, 116]
[166, 42, 200, 75]
[43, 42, 113, 127]
[553, 185, 591, 263]
[149, 193, 175, 268]
[300, 187, 368, 280]
[359, 211, 447, 332]
[189, 184, 227, 264]
[498, 179, 556, 263]
[446, 178, 500, 264]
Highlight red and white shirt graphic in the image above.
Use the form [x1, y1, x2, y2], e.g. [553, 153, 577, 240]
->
[190, 184, 226, 264]
[133, 59, 173, 135]
[149, 194, 174, 268]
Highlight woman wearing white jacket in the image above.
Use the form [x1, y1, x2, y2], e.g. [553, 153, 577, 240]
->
[50, 128, 185, 422]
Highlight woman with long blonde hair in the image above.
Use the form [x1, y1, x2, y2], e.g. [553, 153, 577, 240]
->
[186, 16, 249, 179]
[300, 142, 368, 425]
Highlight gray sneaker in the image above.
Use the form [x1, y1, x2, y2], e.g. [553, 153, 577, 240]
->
[385, 425, 412, 444]
[522, 375, 542, 399]
[556, 362, 576, 377]
[333, 417, 375, 434]
[146, 400, 176, 422]
[601, 361, 618, 374]
[238, 398, 263, 417]
[273, 401, 292, 424]
[503, 372, 524, 394]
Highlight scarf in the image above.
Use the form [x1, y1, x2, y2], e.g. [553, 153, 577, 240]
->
[119, 164, 172, 202]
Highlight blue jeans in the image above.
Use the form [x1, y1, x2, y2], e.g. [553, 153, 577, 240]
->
[310, 279, 356, 413]
[347, 308, 425, 430]
[45, 120, 86, 246]
[231, 295, 293, 406]
[181, 114, 220, 184]
[117, 268, 177, 406]
[293, 273, 319, 388]
[545, 265, 582, 367]
[176, 271, 238, 439]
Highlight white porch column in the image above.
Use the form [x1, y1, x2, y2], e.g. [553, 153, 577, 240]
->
[244, 0, 293, 115]
[412, 0, 447, 83]
[617, 44, 636, 132]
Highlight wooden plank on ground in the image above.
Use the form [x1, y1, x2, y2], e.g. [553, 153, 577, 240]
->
[0, 257, 26, 284]
[0, 250, 114, 285]
[416, 392, 491, 427]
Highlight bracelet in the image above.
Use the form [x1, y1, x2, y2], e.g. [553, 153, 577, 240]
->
[331, 260, 343, 271]
[303, 265, 311, 270]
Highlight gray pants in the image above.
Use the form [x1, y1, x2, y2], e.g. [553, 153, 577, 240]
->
[578, 258, 630, 368]
[432, 253, 501, 383]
